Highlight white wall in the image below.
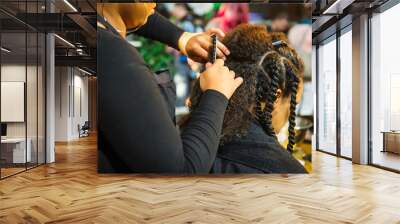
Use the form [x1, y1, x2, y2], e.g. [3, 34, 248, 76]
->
[55, 66, 70, 141]
[72, 73, 89, 138]
[1, 65, 26, 144]
[1, 65, 37, 138]
[1, 63, 46, 164]
[55, 67, 89, 141]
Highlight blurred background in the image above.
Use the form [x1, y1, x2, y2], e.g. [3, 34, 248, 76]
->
[128, 3, 312, 172]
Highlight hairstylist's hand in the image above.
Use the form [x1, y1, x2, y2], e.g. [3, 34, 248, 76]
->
[178, 28, 230, 63]
[200, 59, 243, 99]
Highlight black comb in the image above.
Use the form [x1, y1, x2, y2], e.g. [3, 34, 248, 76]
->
[199, 34, 217, 73]
[209, 34, 217, 63]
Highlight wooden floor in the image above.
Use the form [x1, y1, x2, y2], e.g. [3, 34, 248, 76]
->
[1, 167, 26, 178]
[1, 163, 44, 178]
[1, 135, 400, 224]
[372, 151, 400, 171]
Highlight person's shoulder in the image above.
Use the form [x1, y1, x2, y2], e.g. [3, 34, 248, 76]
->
[98, 29, 146, 66]
[98, 29, 129, 52]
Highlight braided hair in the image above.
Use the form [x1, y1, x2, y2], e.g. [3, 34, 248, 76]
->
[283, 58, 300, 152]
[179, 24, 304, 152]
[254, 48, 301, 152]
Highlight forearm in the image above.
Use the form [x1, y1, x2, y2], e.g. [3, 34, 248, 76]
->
[134, 12, 184, 50]
[180, 90, 228, 173]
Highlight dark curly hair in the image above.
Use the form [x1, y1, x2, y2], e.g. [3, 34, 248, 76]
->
[180, 24, 304, 152]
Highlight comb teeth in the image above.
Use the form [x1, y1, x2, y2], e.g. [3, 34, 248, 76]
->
[210, 34, 217, 63]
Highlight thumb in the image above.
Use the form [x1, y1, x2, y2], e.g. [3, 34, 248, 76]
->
[233, 77, 244, 89]
[205, 62, 212, 69]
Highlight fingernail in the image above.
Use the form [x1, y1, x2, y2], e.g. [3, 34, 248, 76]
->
[226, 50, 230, 55]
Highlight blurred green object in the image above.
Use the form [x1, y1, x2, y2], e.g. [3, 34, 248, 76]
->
[203, 3, 221, 21]
[131, 36, 175, 74]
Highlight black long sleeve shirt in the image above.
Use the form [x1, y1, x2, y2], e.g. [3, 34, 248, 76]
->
[134, 12, 184, 50]
[97, 14, 228, 173]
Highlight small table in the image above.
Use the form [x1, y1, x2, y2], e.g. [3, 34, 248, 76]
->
[381, 131, 400, 154]
[1, 138, 31, 164]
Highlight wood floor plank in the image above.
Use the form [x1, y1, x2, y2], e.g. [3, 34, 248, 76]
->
[0, 135, 399, 223]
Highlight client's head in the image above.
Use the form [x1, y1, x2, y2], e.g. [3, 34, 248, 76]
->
[185, 24, 304, 152]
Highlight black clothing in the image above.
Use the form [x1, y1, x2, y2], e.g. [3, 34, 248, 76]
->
[154, 70, 177, 123]
[97, 15, 228, 173]
[133, 12, 184, 50]
[210, 122, 307, 174]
